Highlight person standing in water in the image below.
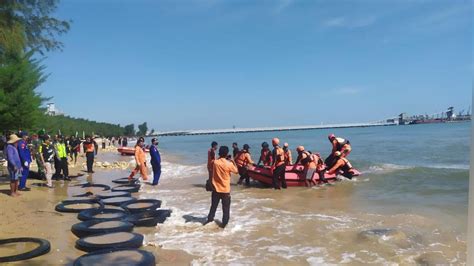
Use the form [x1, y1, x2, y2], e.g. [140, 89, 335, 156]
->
[325, 134, 351, 168]
[235, 144, 254, 186]
[271, 138, 287, 190]
[17, 132, 32, 191]
[257, 142, 273, 166]
[207, 141, 218, 180]
[129, 137, 149, 181]
[283, 142, 292, 166]
[206, 146, 238, 228]
[150, 138, 161, 185]
[232, 142, 239, 159]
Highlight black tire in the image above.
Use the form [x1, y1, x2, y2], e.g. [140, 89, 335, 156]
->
[81, 183, 111, 191]
[75, 232, 143, 252]
[0, 238, 51, 263]
[96, 191, 132, 199]
[71, 220, 134, 238]
[61, 198, 99, 205]
[101, 196, 137, 207]
[112, 177, 138, 184]
[73, 248, 155, 266]
[55, 201, 104, 213]
[126, 209, 172, 227]
[111, 185, 140, 193]
[78, 208, 130, 222]
[72, 192, 94, 197]
[121, 199, 162, 214]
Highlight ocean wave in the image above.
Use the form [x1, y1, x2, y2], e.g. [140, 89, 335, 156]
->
[363, 163, 469, 174]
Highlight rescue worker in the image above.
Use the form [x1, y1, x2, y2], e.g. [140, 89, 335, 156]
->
[326, 151, 356, 179]
[294, 146, 327, 187]
[257, 142, 273, 166]
[39, 135, 55, 188]
[69, 136, 81, 165]
[235, 144, 254, 186]
[206, 146, 238, 228]
[283, 143, 292, 165]
[232, 142, 240, 159]
[17, 132, 32, 191]
[207, 141, 218, 180]
[325, 134, 351, 168]
[55, 136, 70, 181]
[150, 138, 161, 185]
[83, 136, 95, 173]
[31, 134, 45, 179]
[128, 138, 149, 181]
[271, 138, 287, 190]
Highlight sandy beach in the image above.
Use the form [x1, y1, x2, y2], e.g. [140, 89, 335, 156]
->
[0, 147, 196, 265]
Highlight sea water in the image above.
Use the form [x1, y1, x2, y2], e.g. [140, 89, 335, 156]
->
[141, 122, 469, 264]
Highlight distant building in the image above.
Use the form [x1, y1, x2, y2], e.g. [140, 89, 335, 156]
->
[45, 103, 64, 116]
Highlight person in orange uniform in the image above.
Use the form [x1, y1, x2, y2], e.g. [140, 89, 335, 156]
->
[207, 141, 218, 180]
[325, 134, 352, 168]
[326, 151, 355, 179]
[83, 136, 96, 173]
[257, 142, 273, 166]
[128, 138, 149, 181]
[293, 146, 327, 186]
[235, 144, 254, 186]
[271, 138, 287, 190]
[206, 146, 238, 228]
[283, 143, 292, 165]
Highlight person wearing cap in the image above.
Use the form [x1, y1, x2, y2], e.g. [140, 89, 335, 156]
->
[17, 132, 32, 191]
[83, 136, 96, 173]
[206, 146, 238, 228]
[235, 144, 254, 186]
[293, 146, 324, 187]
[207, 141, 218, 180]
[325, 134, 351, 168]
[283, 143, 293, 166]
[257, 142, 273, 166]
[271, 138, 287, 190]
[54, 136, 70, 181]
[149, 138, 161, 185]
[39, 135, 55, 188]
[6, 134, 22, 196]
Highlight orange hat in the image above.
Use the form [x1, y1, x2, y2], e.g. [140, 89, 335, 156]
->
[272, 138, 280, 146]
[296, 146, 304, 152]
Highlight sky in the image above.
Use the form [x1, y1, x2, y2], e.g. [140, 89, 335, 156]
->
[38, 0, 472, 131]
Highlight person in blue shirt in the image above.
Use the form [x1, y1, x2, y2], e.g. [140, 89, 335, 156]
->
[6, 134, 22, 197]
[17, 132, 32, 191]
[150, 138, 161, 186]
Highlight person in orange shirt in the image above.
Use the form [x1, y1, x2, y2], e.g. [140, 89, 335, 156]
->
[271, 138, 287, 190]
[206, 146, 238, 228]
[257, 142, 272, 166]
[283, 142, 292, 165]
[207, 141, 218, 180]
[128, 138, 149, 181]
[293, 146, 323, 187]
[235, 144, 254, 186]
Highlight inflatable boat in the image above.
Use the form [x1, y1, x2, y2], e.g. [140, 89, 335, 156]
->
[246, 165, 360, 187]
[117, 147, 150, 156]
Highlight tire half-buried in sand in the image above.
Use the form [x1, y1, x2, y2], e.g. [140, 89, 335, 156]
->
[112, 177, 139, 184]
[71, 220, 135, 238]
[111, 185, 140, 193]
[95, 191, 131, 199]
[78, 208, 130, 222]
[0, 238, 51, 263]
[126, 209, 172, 227]
[55, 201, 104, 213]
[73, 248, 155, 266]
[75, 232, 144, 252]
[121, 199, 162, 213]
[101, 196, 137, 206]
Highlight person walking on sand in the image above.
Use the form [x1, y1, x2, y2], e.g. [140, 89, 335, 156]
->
[206, 146, 238, 228]
[150, 138, 161, 185]
[271, 138, 287, 190]
[69, 136, 80, 165]
[6, 134, 22, 196]
[207, 141, 218, 180]
[83, 136, 96, 173]
[17, 132, 32, 191]
[39, 135, 55, 188]
[128, 138, 149, 181]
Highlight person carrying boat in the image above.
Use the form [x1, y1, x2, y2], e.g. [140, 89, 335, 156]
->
[325, 134, 352, 168]
[236, 144, 254, 186]
[326, 151, 356, 179]
[207, 141, 218, 180]
[257, 142, 273, 166]
[283, 143, 292, 165]
[206, 146, 238, 228]
[271, 138, 287, 190]
[294, 146, 327, 186]
[128, 138, 149, 181]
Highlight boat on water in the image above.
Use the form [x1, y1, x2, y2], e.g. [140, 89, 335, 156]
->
[117, 147, 150, 156]
[246, 165, 361, 187]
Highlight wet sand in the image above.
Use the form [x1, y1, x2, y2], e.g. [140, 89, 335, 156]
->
[0, 150, 195, 265]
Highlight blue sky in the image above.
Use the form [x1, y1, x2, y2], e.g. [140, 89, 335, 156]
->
[38, 0, 472, 131]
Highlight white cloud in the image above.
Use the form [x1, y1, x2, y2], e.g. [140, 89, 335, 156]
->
[322, 16, 377, 29]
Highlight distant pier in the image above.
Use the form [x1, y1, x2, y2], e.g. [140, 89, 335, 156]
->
[156, 122, 397, 137]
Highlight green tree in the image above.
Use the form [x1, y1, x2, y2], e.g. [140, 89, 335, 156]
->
[137, 122, 148, 136]
[124, 124, 135, 136]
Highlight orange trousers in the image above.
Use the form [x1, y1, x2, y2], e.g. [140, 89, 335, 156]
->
[129, 163, 149, 180]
